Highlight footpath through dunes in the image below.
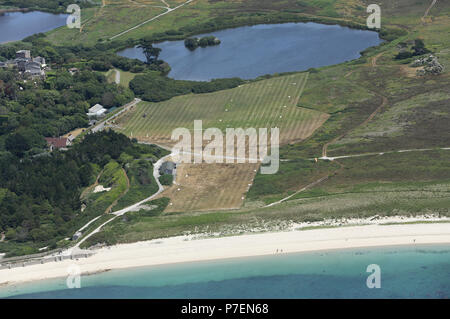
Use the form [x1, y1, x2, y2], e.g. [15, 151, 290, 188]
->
[115, 73, 329, 212]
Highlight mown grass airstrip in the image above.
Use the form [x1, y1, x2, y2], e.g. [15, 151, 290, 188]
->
[116, 73, 328, 146]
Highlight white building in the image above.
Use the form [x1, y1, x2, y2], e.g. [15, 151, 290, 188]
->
[87, 104, 107, 118]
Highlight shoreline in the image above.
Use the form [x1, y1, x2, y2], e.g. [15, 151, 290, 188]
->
[0, 8, 29, 13]
[0, 222, 449, 287]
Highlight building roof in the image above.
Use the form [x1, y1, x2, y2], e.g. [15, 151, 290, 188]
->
[45, 137, 68, 149]
[160, 161, 176, 174]
[33, 56, 45, 64]
[88, 104, 106, 113]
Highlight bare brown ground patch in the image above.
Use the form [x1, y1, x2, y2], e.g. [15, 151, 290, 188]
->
[62, 128, 86, 139]
[159, 163, 260, 212]
[399, 65, 423, 78]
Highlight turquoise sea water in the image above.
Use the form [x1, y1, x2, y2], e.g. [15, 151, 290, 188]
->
[1, 244, 449, 298]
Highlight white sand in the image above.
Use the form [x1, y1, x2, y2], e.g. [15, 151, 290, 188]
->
[1, 222, 449, 286]
[93, 185, 111, 193]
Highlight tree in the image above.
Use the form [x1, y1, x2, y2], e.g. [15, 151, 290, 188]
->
[412, 39, 430, 56]
[184, 38, 199, 50]
[5, 133, 30, 157]
[138, 41, 161, 65]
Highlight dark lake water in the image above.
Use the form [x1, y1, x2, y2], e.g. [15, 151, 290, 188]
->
[117, 22, 382, 81]
[0, 11, 67, 44]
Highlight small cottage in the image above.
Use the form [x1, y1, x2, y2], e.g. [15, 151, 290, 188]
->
[159, 161, 176, 175]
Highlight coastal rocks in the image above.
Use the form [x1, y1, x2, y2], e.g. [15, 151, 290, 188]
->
[412, 55, 444, 75]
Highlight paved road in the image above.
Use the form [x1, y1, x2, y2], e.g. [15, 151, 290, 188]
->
[90, 97, 141, 133]
[114, 69, 120, 85]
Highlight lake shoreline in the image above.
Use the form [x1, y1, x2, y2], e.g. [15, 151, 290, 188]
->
[0, 222, 449, 287]
[119, 22, 382, 81]
[0, 8, 30, 14]
[0, 10, 68, 44]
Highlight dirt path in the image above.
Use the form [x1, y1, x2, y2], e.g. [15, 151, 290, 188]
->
[422, 0, 437, 23]
[320, 146, 450, 161]
[322, 52, 387, 158]
[265, 175, 331, 207]
[265, 159, 345, 208]
[322, 94, 388, 158]
[371, 52, 384, 67]
[109, 0, 194, 40]
[281, 51, 389, 207]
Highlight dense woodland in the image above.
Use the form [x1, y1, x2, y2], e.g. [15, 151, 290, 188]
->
[0, 131, 166, 256]
[0, 34, 135, 152]
[0, 33, 156, 256]
[130, 74, 244, 102]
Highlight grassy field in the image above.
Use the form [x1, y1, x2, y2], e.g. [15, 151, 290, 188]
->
[105, 69, 142, 87]
[115, 73, 329, 211]
[159, 163, 260, 212]
[116, 73, 328, 146]
[46, 1, 168, 45]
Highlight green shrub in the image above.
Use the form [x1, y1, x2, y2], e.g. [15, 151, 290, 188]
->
[159, 174, 173, 186]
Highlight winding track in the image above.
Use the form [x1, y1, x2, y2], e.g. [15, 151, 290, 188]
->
[70, 150, 175, 252]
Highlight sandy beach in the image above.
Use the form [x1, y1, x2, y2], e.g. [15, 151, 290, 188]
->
[0, 222, 449, 286]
